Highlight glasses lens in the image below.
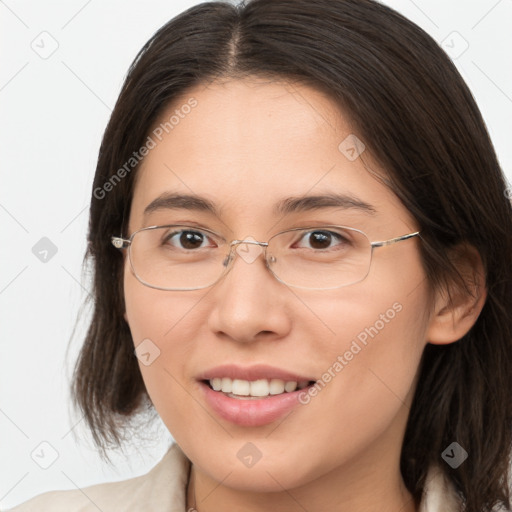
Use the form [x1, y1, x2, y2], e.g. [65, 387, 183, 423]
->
[267, 226, 372, 289]
[128, 225, 372, 290]
[129, 226, 228, 290]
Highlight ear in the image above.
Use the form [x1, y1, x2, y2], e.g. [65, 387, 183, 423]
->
[426, 243, 487, 345]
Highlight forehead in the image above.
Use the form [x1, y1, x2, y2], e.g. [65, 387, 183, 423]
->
[129, 78, 415, 233]
[144, 77, 345, 174]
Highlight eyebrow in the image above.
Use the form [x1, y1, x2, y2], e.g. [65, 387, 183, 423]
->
[143, 192, 377, 219]
[275, 193, 376, 216]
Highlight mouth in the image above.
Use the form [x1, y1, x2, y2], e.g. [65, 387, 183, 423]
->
[198, 374, 318, 427]
[196, 364, 318, 426]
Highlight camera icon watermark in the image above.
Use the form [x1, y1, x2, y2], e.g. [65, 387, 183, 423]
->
[235, 236, 263, 264]
[338, 134, 366, 161]
[441, 441, 468, 468]
[31, 441, 59, 469]
[441, 31, 469, 60]
[32, 237, 58, 263]
[30, 31, 59, 60]
[134, 338, 161, 366]
[236, 442, 262, 468]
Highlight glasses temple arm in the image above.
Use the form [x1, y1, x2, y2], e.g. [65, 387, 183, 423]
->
[371, 231, 420, 248]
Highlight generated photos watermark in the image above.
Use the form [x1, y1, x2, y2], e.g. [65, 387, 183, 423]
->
[441, 442, 468, 469]
[93, 97, 198, 200]
[298, 301, 403, 405]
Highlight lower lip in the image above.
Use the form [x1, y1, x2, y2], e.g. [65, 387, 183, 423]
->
[199, 381, 312, 427]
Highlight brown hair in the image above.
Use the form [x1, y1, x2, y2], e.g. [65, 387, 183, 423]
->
[72, 1, 512, 510]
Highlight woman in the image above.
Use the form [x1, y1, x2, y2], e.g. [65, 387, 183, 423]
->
[8, 0, 511, 511]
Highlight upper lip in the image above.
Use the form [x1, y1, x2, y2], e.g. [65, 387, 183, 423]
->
[197, 364, 316, 383]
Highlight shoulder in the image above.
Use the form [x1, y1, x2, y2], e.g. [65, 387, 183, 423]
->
[5, 443, 191, 512]
[419, 465, 462, 512]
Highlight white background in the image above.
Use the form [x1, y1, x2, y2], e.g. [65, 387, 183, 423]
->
[1, 0, 511, 508]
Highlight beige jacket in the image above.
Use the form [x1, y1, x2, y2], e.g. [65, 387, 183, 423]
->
[6, 443, 461, 511]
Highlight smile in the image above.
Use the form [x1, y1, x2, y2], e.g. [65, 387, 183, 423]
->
[206, 377, 313, 398]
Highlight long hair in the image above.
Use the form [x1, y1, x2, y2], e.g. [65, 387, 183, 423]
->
[72, 1, 512, 510]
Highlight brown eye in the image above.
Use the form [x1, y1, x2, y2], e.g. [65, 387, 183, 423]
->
[162, 229, 214, 250]
[294, 230, 349, 250]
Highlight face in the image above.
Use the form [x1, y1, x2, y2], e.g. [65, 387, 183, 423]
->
[123, 77, 432, 493]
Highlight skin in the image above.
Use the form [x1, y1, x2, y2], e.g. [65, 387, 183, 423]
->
[123, 77, 486, 512]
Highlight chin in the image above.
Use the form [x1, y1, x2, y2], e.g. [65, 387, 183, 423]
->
[192, 445, 325, 493]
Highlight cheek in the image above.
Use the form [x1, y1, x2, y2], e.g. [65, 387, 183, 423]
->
[279, 251, 430, 454]
[315, 248, 429, 397]
[306, 264, 427, 435]
[301, 245, 428, 366]
[123, 263, 206, 434]
[123, 259, 199, 344]
[123, 272, 161, 345]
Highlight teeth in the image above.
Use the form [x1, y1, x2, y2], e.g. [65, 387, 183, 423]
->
[221, 377, 232, 392]
[284, 381, 298, 392]
[208, 377, 311, 397]
[211, 378, 222, 391]
[232, 379, 250, 396]
[251, 379, 271, 397]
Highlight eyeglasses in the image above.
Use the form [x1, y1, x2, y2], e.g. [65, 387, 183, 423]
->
[111, 224, 420, 291]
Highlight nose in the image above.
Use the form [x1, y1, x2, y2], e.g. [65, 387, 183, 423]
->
[207, 240, 292, 344]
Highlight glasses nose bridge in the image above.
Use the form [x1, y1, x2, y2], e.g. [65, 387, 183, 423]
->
[230, 238, 269, 247]
[224, 238, 270, 269]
